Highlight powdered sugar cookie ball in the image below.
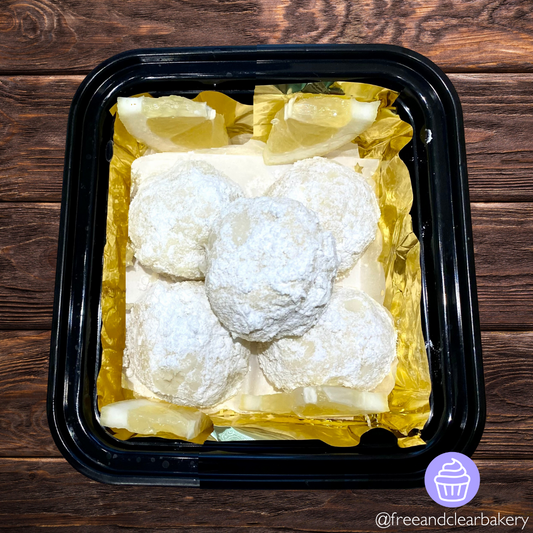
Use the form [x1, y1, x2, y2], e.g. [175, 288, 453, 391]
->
[258, 287, 396, 392]
[205, 197, 339, 342]
[267, 157, 380, 274]
[128, 160, 243, 280]
[124, 280, 249, 408]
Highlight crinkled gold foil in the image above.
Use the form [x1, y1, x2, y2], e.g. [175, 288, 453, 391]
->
[193, 91, 253, 139]
[98, 113, 142, 412]
[98, 94, 153, 417]
[98, 85, 431, 447]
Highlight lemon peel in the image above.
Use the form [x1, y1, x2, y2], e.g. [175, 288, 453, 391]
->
[240, 386, 389, 417]
[100, 398, 213, 440]
[263, 95, 379, 165]
[117, 95, 228, 152]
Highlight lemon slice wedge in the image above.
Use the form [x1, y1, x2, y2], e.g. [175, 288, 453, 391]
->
[117, 95, 229, 152]
[240, 386, 389, 418]
[263, 95, 380, 165]
[99, 399, 213, 440]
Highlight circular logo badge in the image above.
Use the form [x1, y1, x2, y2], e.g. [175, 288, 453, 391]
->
[425, 452, 480, 508]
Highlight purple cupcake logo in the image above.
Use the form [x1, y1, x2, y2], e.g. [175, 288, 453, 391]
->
[434, 458, 470, 502]
[425, 452, 480, 507]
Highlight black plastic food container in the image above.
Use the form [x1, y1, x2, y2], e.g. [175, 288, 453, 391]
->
[47, 44, 485, 488]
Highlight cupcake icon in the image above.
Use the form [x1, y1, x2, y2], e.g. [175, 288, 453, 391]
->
[433, 458, 471, 502]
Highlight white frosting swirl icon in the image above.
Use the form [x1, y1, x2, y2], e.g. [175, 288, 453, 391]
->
[438, 458, 468, 478]
[434, 458, 471, 502]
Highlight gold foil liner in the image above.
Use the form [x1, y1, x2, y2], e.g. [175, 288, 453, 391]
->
[193, 91, 253, 139]
[98, 85, 431, 447]
[98, 113, 142, 410]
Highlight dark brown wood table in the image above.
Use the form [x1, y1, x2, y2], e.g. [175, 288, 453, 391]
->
[1, 1, 533, 531]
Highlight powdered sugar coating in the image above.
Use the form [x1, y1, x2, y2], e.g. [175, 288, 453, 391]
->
[128, 160, 243, 280]
[258, 286, 397, 392]
[267, 157, 380, 274]
[205, 197, 339, 342]
[124, 280, 249, 408]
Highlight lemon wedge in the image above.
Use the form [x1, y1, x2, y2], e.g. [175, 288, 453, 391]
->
[117, 95, 229, 152]
[99, 399, 213, 440]
[263, 95, 380, 165]
[240, 386, 389, 417]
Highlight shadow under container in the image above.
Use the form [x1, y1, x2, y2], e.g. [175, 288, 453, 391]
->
[47, 44, 485, 488]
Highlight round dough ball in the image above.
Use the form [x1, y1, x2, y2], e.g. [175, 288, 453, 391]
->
[205, 196, 339, 342]
[267, 157, 380, 274]
[124, 280, 249, 408]
[129, 160, 243, 280]
[258, 287, 397, 392]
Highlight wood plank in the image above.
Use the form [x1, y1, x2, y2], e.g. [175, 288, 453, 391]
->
[475, 332, 533, 458]
[0, 458, 531, 530]
[451, 73, 533, 202]
[0, 76, 82, 202]
[259, 1, 533, 73]
[472, 203, 533, 331]
[1, 202, 532, 330]
[1, 1, 533, 73]
[2, 75, 532, 203]
[1, 330, 532, 458]
[0, 203, 59, 329]
[0, 331, 57, 456]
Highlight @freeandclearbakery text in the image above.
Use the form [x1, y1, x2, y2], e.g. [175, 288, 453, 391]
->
[375, 512, 529, 530]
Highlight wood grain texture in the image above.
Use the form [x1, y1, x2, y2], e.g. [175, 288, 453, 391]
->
[0, 0, 263, 74]
[0, 203, 59, 329]
[257, 1, 533, 73]
[0, 331, 56, 456]
[1, 330, 532, 459]
[0, 76, 82, 202]
[472, 202, 533, 331]
[1, 74, 533, 203]
[452, 74, 533, 202]
[1, 202, 532, 330]
[1, 1, 533, 73]
[0, 458, 531, 531]
[475, 331, 533, 458]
